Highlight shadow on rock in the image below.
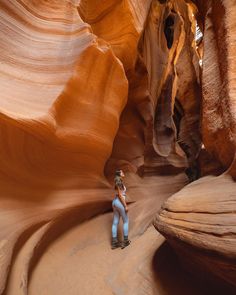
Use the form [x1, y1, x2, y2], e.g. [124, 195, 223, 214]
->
[152, 241, 235, 295]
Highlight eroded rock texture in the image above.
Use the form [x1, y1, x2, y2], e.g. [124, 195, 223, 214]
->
[0, 0, 128, 293]
[0, 0, 235, 294]
[196, 0, 236, 174]
[155, 175, 236, 288]
[106, 0, 202, 177]
[155, 0, 236, 290]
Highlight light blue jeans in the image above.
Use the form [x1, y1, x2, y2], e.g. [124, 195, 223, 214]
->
[112, 197, 129, 238]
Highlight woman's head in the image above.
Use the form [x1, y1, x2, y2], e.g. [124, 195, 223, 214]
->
[114, 169, 125, 190]
[115, 169, 125, 178]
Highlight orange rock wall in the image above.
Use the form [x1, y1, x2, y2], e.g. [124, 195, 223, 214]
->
[0, 0, 129, 187]
[155, 0, 236, 289]
[106, 0, 202, 177]
[1, 0, 235, 294]
[196, 0, 236, 173]
[0, 1, 130, 293]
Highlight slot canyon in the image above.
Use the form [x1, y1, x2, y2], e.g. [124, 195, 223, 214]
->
[0, 0, 235, 294]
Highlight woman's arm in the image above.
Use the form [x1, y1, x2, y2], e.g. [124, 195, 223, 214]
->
[117, 187, 128, 212]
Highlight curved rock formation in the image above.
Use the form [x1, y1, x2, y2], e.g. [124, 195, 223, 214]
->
[196, 0, 236, 174]
[155, 0, 236, 291]
[106, 0, 202, 177]
[0, 0, 128, 293]
[154, 174, 236, 288]
[0, 0, 235, 294]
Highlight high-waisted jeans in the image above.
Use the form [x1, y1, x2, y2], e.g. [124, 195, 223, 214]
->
[112, 197, 129, 238]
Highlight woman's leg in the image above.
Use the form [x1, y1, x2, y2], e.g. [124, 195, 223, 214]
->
[120, 209, 129, 238]
[113, 199, 129, 238]
[112, 206, 120, 238]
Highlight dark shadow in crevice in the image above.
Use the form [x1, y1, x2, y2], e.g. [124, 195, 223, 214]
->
[173, 98, 201, 183]
[164, 15, 175, 49]
[173, 98, 184, 139]
[152, 242, 235, 295]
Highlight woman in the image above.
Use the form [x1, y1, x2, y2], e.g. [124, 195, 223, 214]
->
[111, 169, 131, 249]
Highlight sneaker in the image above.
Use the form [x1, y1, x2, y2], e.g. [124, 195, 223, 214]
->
[121, 237, 131, 249]
[111, 238, 120, 250]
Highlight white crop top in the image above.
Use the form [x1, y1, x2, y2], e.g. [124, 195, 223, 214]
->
[116, 184, 126, 199]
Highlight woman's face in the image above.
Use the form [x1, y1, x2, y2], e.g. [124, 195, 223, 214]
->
[120, 170, 125, 178]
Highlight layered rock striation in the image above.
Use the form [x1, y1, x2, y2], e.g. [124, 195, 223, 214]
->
[0, 0, 235, 294]
[155, 174, 236, 288]
[155, 0, 236, 291]
[0, 0, 128, 293]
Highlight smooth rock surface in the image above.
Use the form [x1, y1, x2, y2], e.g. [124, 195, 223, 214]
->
[155, 174, 236, 288]
[1, 0, 236, 294]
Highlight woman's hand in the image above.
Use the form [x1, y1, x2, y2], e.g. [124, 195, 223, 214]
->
[125, 205, 129, 212]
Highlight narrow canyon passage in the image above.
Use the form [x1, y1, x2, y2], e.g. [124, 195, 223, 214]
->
[5, 175, 225, 295]
[0, 0, 235, 294]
